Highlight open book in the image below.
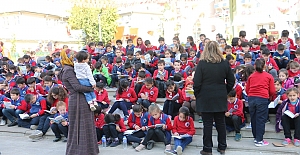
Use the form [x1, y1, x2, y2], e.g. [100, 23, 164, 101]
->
[49, 115, 65, 124]
[228, 108, 236, 113]
[172, 134, 192, 139]
[19, 113, 30, 119]
[44, 107, 57, 114]
[185, 90, 194, 97]
[124, 129, 141, 135]
[148, 124, 164, 129]
[284, 110, 297, 118]
[155, 50, 161, 54]
[19, 66, 27, 75]
[115, 99, 124, 102]
[269, 95, 280, 108]
[171, 93, 179, 101]
[3, 101, 12, 109]
[117, 75, 129, 79]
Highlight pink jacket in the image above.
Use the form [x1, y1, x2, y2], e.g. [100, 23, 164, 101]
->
[283, 78, 294, 90]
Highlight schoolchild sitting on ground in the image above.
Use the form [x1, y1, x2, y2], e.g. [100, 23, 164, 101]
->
[163, 80, 184, 120]
[130, 71, 146, 95]
[287, 61, 300, 78]
[16, 77, 28, 98]
[261, 48, 279, 78]
[103, 113, 126, 147]
[153, 60, 168, 98]
[94, 106, 105, 144]
[223, 45, 236, 60]
[23, 54, 37, 67]
[278, 69, 294, 90]
[144, 50, 159, 75]
[108, 79, 137, 121]
[43, 76, 59, 95]
[242, 53, 254, 66]
[133, 51, 142, 65]
[94, 82, 110, 110]
[111, 57, 125, 87]
[123, 62, 136, 82]
[182, 81, 196, 119]
[127, 104, 149, 148]
[269, 78, 287, 115]
[2, 88, 29, 127]
[170, 60, 187, 80]
[135, 104, 172, 152]
[93, 61, 111, 86]
[125, 51, 137, 65]
[24, 64, 34, 81]
[294, 48, 300, 64]
[225, 90, 245, 141]
[26, 77, 46, 96]
[137, 77, 158, 110]
[180, 54, 194, 75]
[50, 101, 69, 142]
[0, 93, 16, 126]
[163, 49, 175, 76]
[165, 106, 195, 155]
[226, 54, 240, 70]
[113, 49, 127, 64]
[233, 78, 243, 100]
[236, 42, 255, 64]
[276, 88, 300, 146]
[5, 72, 16, 91]
[100, 56, 113, 74]
[273, 44, 290, 69]
[135, 63, 152, 78]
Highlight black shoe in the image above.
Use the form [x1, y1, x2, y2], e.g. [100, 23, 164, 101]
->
[146, 140, 154, 150]
[132, 142, 140, 148]
[8, 121, 18, 127]
[110, 141, 119, 147]
[53, 137, 61, 142]
[217, 148, 225, 154]
[63, 139, 67, 142]
[200, 150, 212, 155]
[106, 140, 112, 147]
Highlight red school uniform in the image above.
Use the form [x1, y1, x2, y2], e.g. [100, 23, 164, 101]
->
[147, 57, 159, 68]
[113, 56, 127, 64]
[138, 85, 158, 103]
[227, 98, 245, 122]
[128, 112, 148, 129]
[0, 95, 12, 108]
[116, 88, 137, 103]
[153, 69, 168, 81]
[147, 113, 173, 131]
[294, 58, 300, 64]
[230, 61, 240, 69]
[172, 116, 195, 136]
[95, 113, 105, 129]
[232, 46, 242, 54]
[233, 83, 243, 100]
[181, 61, 194, 70]
[288, 69, 300, 78]
[26, 84, 46, 95]
[165, 89, 184, 104]
[278, 38, 296, 51]
[94, 89, 110, 104]
[146, 46, 157, 52]
[266, 58, 279, 71]
[115, 118, 127, 133]
[117, 46, 126, 55]
[250, 46, 260, 53]
[267, 42, 278, 52]
[14, 97, 31, 113]
[104, 63, 113, 74]
[24, 71, 34, 81]
[170, 69, 187, 79]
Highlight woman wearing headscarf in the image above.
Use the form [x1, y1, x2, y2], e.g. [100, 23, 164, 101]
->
[193, 41, 235, 155]
[59, 49, 99, 155]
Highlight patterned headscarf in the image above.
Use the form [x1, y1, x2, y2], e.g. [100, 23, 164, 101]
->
[60, 49, 76, 66]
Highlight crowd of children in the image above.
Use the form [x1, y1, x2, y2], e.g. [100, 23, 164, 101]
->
[0, 28, 300, 154]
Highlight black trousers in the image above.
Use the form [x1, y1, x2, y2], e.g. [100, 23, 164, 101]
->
[225, 115, 242, 133]
[103, 124, 123, 141]
[281, 114, 300, 139]
[163, 100, 182, 119]
[96, 128, 104, 142]
[202, 112, 227, 153]
[134, 83, 144, 95]
[141, 128, 169, 146]
[155, 80, 166, 98]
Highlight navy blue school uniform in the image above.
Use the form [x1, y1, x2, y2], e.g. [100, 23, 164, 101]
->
[126, 112, 149, 143]
[18, 86, 28, 98]
[45, 83, 59, 94]
[236, 51, 255, 64]
[50, 112, 69, 139]
[111, 64, 125, 87]
[145, 57, 158, 75]
[123, 69, 137, 81]
[273, 51, 290, 69]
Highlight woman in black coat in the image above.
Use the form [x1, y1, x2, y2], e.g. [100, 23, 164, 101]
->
[193, 41, 235, 155]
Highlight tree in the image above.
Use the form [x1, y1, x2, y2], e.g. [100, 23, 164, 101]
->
[68, 5, 118, 44]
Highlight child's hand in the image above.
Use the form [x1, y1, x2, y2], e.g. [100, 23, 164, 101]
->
[191, 95, 196, 100]
[278, 100, 283, 104]
[9, 105, 16, 109]
[30, 114, 38, 118]
[145, 61, 149, 65]
[141, 127, 146, 131]
[160, 76, 164, 81]
[102, 101, 107, 105]
[295, 113, 300, 118]
[174, 132, 179, 136]
[117, 71, 121, 75]
[28, 87, 34, 92]
[135, 125, 141, 130]
[284, 57, 289, 60]
[50, 120, 54, 124]
[92, 85, 96, 88]
[125, 99, 130, 102]
[61, 121, 68, 126]
[116, 125, 121, 132]
[225, 112, 231, 117]
[162, 124, 167, 130]
[128, 76, 132, 81]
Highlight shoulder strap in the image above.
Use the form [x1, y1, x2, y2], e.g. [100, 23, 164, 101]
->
[131, 112, 135, 122]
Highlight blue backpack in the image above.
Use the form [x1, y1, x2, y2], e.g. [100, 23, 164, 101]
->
[131, 112, 149, 127]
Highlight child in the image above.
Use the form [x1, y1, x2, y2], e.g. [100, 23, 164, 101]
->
[278, 69, 294, 90]
[0, 94, 11, 125]
[236, 42, 255, 64]
[123, 62, 136, 82]
[164, 49, 175, 76]
[259, 28, 268, 44]
[276, 87, 300, 146]
[23, 54, 37, 66]
[267, 35, 278, 52]
[153, 60, 168, 98]
[182, 81, 196, 118]
[287, 61, 300, 77]
[180, 54, 194, 74]
[187, 36, 197, 52]
[131, 71, 146, 95]
[104, 44, 115, 64]
[294, 48, 300, 64]
[165, 106, 195, 155]
[94, 82, 110, 110]
[135, 63, 152, 78]
[226, 55, 240, 70]
[125, 51, 136, 65]
[163, 80, 184, 119]
[126, 39, 135, 54]
[269, 78, 287, 114]
[170, 60, 187, 80]
[231, 37, 242, 54]
[133, 51, 142, 65]
[94, 106, 105, 144]
[135, 104, 172, 152]
[111, 57, 124, 87]
[250, 38, 260, 58]
[239, 30, 248, 42]
[116, 39, 126, 55]
[261, 48, 279, 78]
[137, 77, 158, 110]
[43, 76, 59, 95]
[188, 49, 197, 65]
[127, 104, 149, 147]
[243, 53, 254, 66]
[246, 59, 276, 146]
[145, 40, 157, 53]
[93, 61, 111, 86]
[74, 51, 97, 111]
[273, 44, 290, 69]
[113, 49, 126, 64]
[5, 72, 16, 91]
[108, 79, 137, 121]
[136, 37, 146, 54]
[100, 56, 113, 74]
[2, 88, 29, 127]
[225, 90, 245, 141]
[198, 34, 206, 52]
[223, 45, 236, 60]
[145, 50, 158, 75]
[158, 37, 168, 54]
[16, 77, 28, 98]
[103, 113, 126, 147]
[173, 44, 181, 60]
[278, 30, 296, 59]
[50, 101, 69, 142]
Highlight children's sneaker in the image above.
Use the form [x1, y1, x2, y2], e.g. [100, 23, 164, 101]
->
[90, 104, 96, 111]
[235, 133, 242, 141]
[106, 139, 112, 147]
[176, 146, 183, 155]
[165, 144, 172, 151]
[294, 139, 300, 147]
[132, 142, 139, 148]
[29, 130, 43, 139]
[0, 119, 6, 126]
[110, 140, 119, 147]
[30, 125, 38, 130]
[255, 140, 269, 147]
[165, 150, 177, 155]
[146, 140, 155, 150]
[198, 118, 203, 123]
[282, 138, 291, 145]
[135, 144, 145, 152]
[253, 139, 257, 143]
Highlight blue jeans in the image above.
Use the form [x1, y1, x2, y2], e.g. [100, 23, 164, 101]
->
[2, 108, 24, 122]
[78, 78, 96, 104]
[51, 123, 68, 138]
[108, 101, 132, 116]
[126, 130, 146, 143]
[18, 115, 41, 128]
[174, 137, 193, 152]
[248, 96, 269, 142]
